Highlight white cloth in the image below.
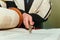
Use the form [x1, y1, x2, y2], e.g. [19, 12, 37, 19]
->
[0, 7, 19, 29]
[0, 28, 60, 40]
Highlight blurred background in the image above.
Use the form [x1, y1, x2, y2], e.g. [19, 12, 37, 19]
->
[43, 0, 60, 28]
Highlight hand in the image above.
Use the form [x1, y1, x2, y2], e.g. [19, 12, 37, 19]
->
[23, 13, 34, 29]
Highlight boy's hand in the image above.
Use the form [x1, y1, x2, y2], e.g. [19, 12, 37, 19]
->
[23, 13, 34, 29]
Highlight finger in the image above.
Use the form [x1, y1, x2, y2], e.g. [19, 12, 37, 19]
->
[28, 16, 34, 26]
[23, 17, 29, 29]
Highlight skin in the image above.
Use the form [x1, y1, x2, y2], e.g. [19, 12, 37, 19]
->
[23, 13, 34, 29]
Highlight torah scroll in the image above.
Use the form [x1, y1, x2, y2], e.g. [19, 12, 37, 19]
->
[0, 7, 23, 29]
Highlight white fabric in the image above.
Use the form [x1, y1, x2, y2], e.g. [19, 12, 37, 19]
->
[0, 7, 19, 29]
[14, 0, 25, 11]
[37, 0, 50, 19]
[3, 0, 13, 1]
[0, 28, 60, 40]
[0, 1, 6, 8]
[14, 0, 50, 19]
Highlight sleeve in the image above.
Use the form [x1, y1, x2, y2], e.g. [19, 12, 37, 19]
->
[4, 1, 25, 13]
[29, 13, 45, 28]
[0, 1, 6, 8]
[5, 1, 17, 8]
[36, 0, 51, 20]
[29, 0, 51, 28]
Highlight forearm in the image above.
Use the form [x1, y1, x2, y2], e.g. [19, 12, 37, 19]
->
[29, 0, 51, 28]
[36, 0, 51, 20]
[4, 1, 25, 13]
[4, 1, 17, 8]
[0, 1, 6, 8]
